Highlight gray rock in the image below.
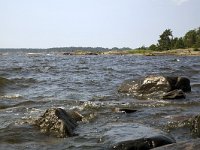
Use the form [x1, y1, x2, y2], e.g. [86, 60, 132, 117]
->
[35, 108, 77, 138]
[110, 135, 175, 150]
[152, 138, 200, 150]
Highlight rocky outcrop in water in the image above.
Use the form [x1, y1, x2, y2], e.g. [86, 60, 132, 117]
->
[118, 76, 191, 99]
[34, 108, 78, 138]
[110, 135, 175, 150]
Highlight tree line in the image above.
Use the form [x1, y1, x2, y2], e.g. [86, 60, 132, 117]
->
[146, 27, 200, 51]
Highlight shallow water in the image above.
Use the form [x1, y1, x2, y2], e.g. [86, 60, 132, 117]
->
[0, 51, 200, 149]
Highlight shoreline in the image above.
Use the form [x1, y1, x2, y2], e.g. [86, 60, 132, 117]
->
[63, 48, 200, 56]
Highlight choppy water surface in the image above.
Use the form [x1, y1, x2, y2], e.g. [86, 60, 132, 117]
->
[0, 51, 200, 149]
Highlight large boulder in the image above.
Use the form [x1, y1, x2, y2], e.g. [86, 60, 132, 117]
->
[34, 108, 78, 138]
[118, 76, 191, 99]
[110, 135, 175, 150]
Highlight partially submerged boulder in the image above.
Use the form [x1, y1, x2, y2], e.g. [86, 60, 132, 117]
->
[118, 76, 191, 99]
[35, 108, 78, 138]
[110, 135, 175, 150]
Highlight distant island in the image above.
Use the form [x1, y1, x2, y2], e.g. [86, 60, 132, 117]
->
[1, 27, 200, 56]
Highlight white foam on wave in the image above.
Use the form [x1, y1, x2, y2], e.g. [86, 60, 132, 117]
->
[1, 94, 22, 99]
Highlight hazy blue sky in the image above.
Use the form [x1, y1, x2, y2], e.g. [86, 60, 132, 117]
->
[0, 0, 199, 48]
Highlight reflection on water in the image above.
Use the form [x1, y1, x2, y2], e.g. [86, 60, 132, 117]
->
[0, 51, 200, 149]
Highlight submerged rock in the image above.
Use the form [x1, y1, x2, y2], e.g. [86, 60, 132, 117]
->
[114, 108, 137, 113]
[35, 108, 78, 138]
[152, 138, 200, 150]
[118, 75, 191, 99]
[110, 135, 175, 150]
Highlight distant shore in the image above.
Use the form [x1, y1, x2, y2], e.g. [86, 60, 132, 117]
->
[63, 48, 200, 56]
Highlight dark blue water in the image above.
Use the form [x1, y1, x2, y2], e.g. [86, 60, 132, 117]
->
[0, 51, 200, 149]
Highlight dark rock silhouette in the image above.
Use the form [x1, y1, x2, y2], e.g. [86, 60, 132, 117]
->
[153, 138, 200, 150]
[114, 108, 137, 113]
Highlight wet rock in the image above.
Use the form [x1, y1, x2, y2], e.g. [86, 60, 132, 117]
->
[162, 89, 186, 99]
[104, 123, 175, 150]
[114, 108, 137, 113]
[35, 108, 77, 138]
[68, 110, 84, 122]
[152, 138, 200, 150]
[118, 75, 191, 99]
[190, 115, 200, 137]
[110, 135, 175, 150]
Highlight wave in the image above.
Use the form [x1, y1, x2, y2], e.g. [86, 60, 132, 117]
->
[0, 77, 13, 88]
[0, 77, 38, 96]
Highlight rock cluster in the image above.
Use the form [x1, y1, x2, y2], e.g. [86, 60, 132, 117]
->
[28, 75, 200, 150]
[118, 75, 191, 99]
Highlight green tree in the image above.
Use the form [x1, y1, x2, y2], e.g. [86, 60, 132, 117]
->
[138, 45, 147, 50]
[149, 44, 157, 50]
[184, 30, 197, 48]
[158, 29, 173, 50]
[174, 37, 185, 49]
[194, 27, 200, 48]
[171, 37, 178, 49]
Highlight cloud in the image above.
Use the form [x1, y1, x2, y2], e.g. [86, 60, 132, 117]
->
[171, 0, 190, 5]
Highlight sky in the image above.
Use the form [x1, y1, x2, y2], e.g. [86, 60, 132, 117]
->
[0, 0, 200, 49]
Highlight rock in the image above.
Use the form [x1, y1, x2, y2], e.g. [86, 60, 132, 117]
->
[68, 110, 84, 122]
[137, 76, 171, 94]
[63, 52, 73, 55]
[162, 89, 186, 99]
[85, 52, 98, 55]
[104, 123, 175, 150]
[118, 76, 191, 99]
[35, 108, 77, 138]
[152, 138, 200, 150]
[190, 115, 200, 137]
[114, 108, 137, 113]
[110, 135, 175, 150]
[174, 77, 191, 92]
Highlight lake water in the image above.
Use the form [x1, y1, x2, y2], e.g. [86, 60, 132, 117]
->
[0, 51, 200, 149]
